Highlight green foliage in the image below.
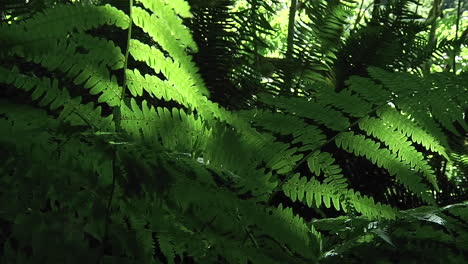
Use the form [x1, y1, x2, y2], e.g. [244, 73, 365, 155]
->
[316, 202, 468, 263]
[0, 0, 467, 263]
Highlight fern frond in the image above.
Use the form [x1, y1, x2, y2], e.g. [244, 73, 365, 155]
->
[70, 33, 125, 70]
[5, 36, 124, 107]
[283, 174, 396, 219]
[0, 66, 114, 130]
[120, 99, 209, 154]
[313, 83, 373, 118]
[119, 200, 156, 262]
[0, 101, 60, 150]
[358, 116, 439, 190]
[125, 68, 185, 101]
[128, 39, 207, 96]
[136, 0, 197, 52]
[335, 132, 435, 204]
[427, 90, 465, 136]
[429, 73, 467, 131]
[0, 4, 130, 54]
[127, 42, 253, 133]
[376, 106, 449, 159]
[261, 204, 319, 260]
[346, 190, 397, 220]
[161, 0, 192, 18]
[368, 67, 468, 137]
[158, 235, 176, 264]
[283, 174, 345, 211]
[243, 110, 308, 134]
[132, 6, 187, 63]
[263, 143, 303, 174]
[169, 167, 315, 263]
[259, 94, 350, 131]
[307, 151, 342, 178]
[346, 75, 391, 105]
[241, 110, 327, 151]
[124, 61, 211, 115]
[233, 169, 277, 201]
[292, 0, 356, 85]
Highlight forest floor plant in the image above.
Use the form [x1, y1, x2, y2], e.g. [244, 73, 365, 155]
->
[0, 0, 467, 263]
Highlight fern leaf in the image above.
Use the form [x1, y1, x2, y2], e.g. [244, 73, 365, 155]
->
[335, 132, 435, 204]
[347, 190, 397, 220]
[234, 169, 278, 201]
[120, 99, 209, 153]
[128, 41, 248, 132]
[359, 116, 439, 190]
[0, 4, 129, 54]
[125, 68, 185, 101]
[128, 39, 207, 96]
[259, 94, 350, 130]
[6, 37, 123, 107]
[314, 83, 373, 117]
[428, 94, 463, 136]
[262, 204, 316, 259]
[158, 236, 176, 264]
[132, 6, 186, 63]
[430, 72, 468, 131]
[161, 0, 192, 18]
[368, 67, 467, 137]
[307, 151, 336, 176]
[70, 33, 125, 70]
[0, 66, 114, 130]
[264, 144, 303, 174]
[283, 174, 346, 211]
[346, 75, 391, 105]
[136, 0, 197, 52]
[77, 68, 122, 107]
[377, 106, 449, 160]
[241, 110, 327, 151]
[283, 174, 397, 219]
[367, 67, 422, 95]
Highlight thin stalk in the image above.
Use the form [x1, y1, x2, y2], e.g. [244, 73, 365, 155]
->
[114, 0, 134, 131]
[453, 0, 462, 72]
[121, 0, 133, 101]
[286, 0, 298, 62]
[352, 0, 366, 30]
[424, 0, 441, 74]
[283, 0, 298, 93]
[98, 1, 133, 263]
[371, 0, 381, 21]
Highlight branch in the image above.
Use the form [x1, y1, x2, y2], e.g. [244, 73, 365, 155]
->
[286, 0, 298, 62]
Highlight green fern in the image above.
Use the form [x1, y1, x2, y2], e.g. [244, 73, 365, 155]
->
[0, 1, 467, 264]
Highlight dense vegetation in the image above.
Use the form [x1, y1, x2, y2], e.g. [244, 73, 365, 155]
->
[0, 0, 467, 263]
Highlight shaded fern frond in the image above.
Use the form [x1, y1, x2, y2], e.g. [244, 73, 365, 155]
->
[120, 98, 209, 153]
[0, 66, 114, 131]
[368, 67, 467, 137]
[240, 110, 327, 152]
[282, 173, 396, 220]
[376, 106, 449, 160]
[137, 0, 197, 52]
[265, 204, 320, 259]
[346, 75, 391, 105]
[313, 82, 374, 118]
[358, 116, 439, 190]
[283, 174, 346, 211]
[292, 0, 356, 84]
[336, 131, 435, 204]
[0, 4, 130, 55]
[259, 94, 350, 131]
[1, 1, 466, 263]
[161, 0, 192, 18]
